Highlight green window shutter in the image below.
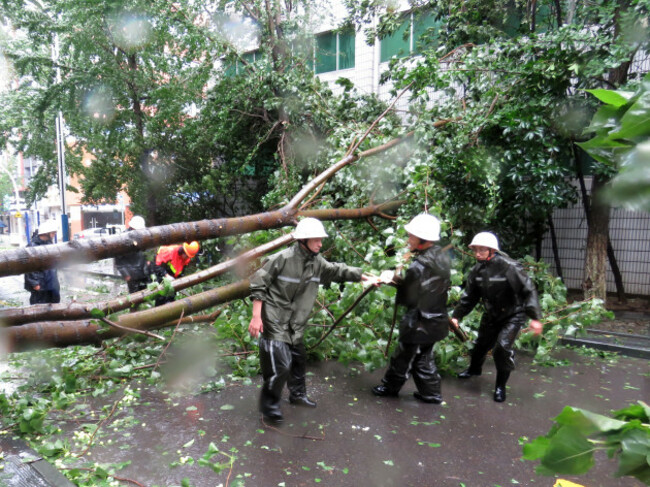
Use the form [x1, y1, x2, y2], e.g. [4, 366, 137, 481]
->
[338, 31, 355, 70]
[315, 32, 337, 74]
[243, 51, 255, 69]
[380, 17, 411, 63]
[253, 50, 272, 72]
[534, 4, 553, 33]
[503, 4, 522, 36]
[236, 52, 255, 75]
[413, 11, 441, 53]
[223, 61, 236, 78]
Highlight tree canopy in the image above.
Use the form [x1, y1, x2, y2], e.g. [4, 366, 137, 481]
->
[1, 0, 649, 299]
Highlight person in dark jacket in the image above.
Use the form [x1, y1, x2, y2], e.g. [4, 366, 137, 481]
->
[371, 213, 451, 404]
[451, 232, 543, 402]
[248, 217, 370, 424]
[24, 220, 61, 305]
[114, 215, 150, 294]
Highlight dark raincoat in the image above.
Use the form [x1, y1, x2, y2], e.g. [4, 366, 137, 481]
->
[24, 235, 60, 304]
[452, 253, 541, 372]
[396, 244, 451, 344]
[379, 244, 451, 400]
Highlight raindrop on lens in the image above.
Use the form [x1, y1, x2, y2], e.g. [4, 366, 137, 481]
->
[83, 87, 116, 124]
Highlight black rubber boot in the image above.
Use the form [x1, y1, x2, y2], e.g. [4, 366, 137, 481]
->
[262, 412, 284, 424]
[458, 367, 482, 379]
[289, 395, 317, 408]
[371, 385, 399, 397]
[413, 391, 442, 404]
[494, 370, 510, 402]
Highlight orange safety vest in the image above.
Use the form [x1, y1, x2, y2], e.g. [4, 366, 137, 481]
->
[156, 245, 191, 277]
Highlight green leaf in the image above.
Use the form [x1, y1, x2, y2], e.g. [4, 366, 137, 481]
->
[90, 308, 105, 318]
[615, 429, 650, 482]
[109, 365, 133, 376]
[553, 407, 627, 435]
[613, 91, 650, 140]
[582, 104, 625, 135]
[539, 426, 595, 475]
[522, 436, 551, 461]
[585, 89, 634, 108]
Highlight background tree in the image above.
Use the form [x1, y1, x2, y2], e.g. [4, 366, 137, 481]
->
[3, 0, 648, 301]
[0, 0, 214, 224]
[0, 0, 397, 224]
[343, 0, 649, 302]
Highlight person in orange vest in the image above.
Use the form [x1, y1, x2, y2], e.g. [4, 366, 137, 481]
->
[153, 241, 200, 305]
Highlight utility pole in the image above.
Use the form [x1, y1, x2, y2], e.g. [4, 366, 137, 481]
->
[53, 34, 69, 241]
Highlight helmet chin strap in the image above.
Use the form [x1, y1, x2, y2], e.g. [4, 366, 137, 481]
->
[477, 250, 496, 262]
[298, 240, 318, 256]
[415, 238, 433, 251]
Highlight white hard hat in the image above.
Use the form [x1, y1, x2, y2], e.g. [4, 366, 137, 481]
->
[293, 218, 328, 239]
[404, 213, 441, 242]
[129, 215, 145, 230]
[38, 220, 58, 235]
[469, 232, 499, 251]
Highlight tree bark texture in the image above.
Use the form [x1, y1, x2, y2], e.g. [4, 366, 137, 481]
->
[575, 147, 625, 302]
[1, 280, 250, 351]
[0, 135, 413, 278]
[0, 200, 403, 327]
[582, 174, 610, 301]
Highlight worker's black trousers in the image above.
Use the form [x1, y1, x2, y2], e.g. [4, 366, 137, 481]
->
[258, 337, 307, 417]
[126, 279, 148, 294]
[381, 342, 441, 397]
[29, 290, 60, 305]
[467, 314, 526, 374]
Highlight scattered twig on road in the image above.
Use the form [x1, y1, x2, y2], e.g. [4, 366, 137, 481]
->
[260, 416, 325, 441]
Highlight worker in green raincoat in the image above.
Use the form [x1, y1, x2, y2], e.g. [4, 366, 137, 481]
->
[248, 217, 370, 424]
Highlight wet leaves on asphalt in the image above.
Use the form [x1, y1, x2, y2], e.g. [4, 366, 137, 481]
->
[417, 441, 441, 448]
[410, 419, 440, 426]
[316, 461, 333, 471]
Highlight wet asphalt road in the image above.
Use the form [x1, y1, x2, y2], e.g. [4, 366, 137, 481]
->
[44, 349, 648, 487]
[1, 264, 648, 486]
[0, 261, 124, 309]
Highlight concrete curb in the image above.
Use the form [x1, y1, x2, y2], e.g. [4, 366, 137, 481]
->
[561, 328, 650, 359]
[0, 437, 74, 487]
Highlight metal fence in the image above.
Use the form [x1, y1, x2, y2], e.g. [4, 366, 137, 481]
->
[540, 178, 650, 296]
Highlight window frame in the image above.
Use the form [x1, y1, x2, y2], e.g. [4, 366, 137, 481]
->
[314, 29, 355, 74]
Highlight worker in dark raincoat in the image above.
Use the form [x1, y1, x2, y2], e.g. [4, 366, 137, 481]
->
[24, 220, 60, 305]
[451, 232, 543, 402]
[371, 213, 451, 404]
[114, 215, 150, 294]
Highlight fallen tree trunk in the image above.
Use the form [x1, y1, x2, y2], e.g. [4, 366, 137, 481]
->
[0, 134, 412, 278]
[2, 280, 251, 351]
[0, 200, 403, 327]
